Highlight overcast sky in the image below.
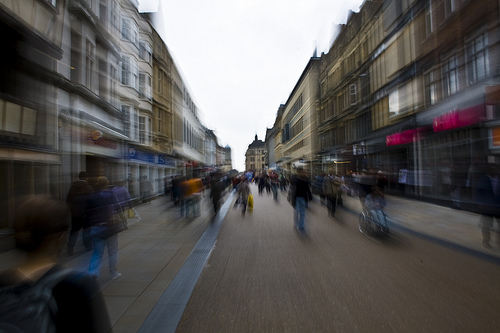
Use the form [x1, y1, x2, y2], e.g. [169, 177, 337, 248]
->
[139, 0, 365, 171]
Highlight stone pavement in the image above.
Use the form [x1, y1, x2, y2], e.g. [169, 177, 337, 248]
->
[0, 185, 499, 332]
[338, 192, 500, 262]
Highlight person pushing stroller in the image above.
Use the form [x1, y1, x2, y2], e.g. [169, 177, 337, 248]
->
[364, 186, 389, 233]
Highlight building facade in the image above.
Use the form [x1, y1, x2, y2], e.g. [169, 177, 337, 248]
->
[245, 135, 266, 172]
[0, 0, 229, 229]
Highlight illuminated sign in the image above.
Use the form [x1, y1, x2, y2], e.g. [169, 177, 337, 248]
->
[433, 104, 485, 132]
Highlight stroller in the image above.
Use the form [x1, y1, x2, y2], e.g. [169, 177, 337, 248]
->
[358, 188, 389, 236]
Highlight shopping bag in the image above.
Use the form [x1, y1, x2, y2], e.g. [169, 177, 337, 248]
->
[127, 208, 136, 219]
[248, 194, 254, 210]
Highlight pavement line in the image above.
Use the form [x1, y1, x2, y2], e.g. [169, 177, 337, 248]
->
[138, 192, 235, 333]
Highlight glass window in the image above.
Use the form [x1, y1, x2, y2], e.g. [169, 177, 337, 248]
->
[466, 32, 489, 84]
[442, 54, 458, 97]
[424, 70, 437, 106]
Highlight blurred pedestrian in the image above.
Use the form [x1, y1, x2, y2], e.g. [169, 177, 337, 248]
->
[172, 175, 181, 206]
[0, 195, 112, 332]
[66, 171, 94, 256]
[322, 169, 339, 217]
[270, 171, 279, 200]
[187, 177, 205, 217]
[179, 177, 190, 218]
[365, 186, 389, 232]
[140, 175, 153, 204]
[291, 168, 312, 233]
[237, 178, 251, 215]
[87, 176, 123, 279]
[210, 175, 224, 214]
[475, 163, 500, 248]
[110, 180, 135, 229]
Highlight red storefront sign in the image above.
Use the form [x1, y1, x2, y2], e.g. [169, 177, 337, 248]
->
[386, 127, 430, 146]
[433, 104, 486, 132]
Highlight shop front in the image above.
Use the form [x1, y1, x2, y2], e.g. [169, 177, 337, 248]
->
[126, 145, 176, 200]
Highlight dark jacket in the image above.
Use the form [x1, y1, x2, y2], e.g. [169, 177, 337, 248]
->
[0, 265, 112, 333]
[66, 180, 93, 218]
[292, 176, 312, 205]
[86, 189, 120, 227]
[476, 174, 500, 215]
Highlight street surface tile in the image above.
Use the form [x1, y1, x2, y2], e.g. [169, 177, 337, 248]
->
[176, 184, 500, 333]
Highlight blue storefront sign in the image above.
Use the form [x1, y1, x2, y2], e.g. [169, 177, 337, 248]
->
[128, 147, 176, 167]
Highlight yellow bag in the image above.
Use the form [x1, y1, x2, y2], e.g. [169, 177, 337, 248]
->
[248, 194, 254, 210]
[127, 208, 136, 219]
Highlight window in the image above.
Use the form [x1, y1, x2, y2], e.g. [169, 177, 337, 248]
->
[444, 0, 457, 18]
[349, 84, 357, 105]
[110, 1, 119, 33]
[121, 18, 138, 46]
[85, 40, 95, 89]
[139, 116, 146, 144]
[157, 69, 163, 94]
[121, 56, 138, 89]
[139, 73, 152, 100]
[0, 99, 37, 135]
[466, 31, 489, 84]
[389, 80, 416, 118]
[424, 70, 437, 106]
[442, 53, 458, 97]
[139, 41, 152, 64]
[425, 1, 433, 36]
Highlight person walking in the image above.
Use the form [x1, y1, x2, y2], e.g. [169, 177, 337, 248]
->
[322, 169, 339, 217]
[210, 175, 225, 214]
[236, 178, 251, 215]
[140, 175, 153, 204]
[66, 171, 94, 256]
[87, 176, 122, 280]
[291, 168, 312, 233]
[0, 195, 112, 332]
[110, 180, 135, 229]
[187, 177, 205, 217]
[475, 163, 500, 248]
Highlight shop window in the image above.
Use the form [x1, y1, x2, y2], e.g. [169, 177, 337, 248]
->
[0, 99, 37, 136]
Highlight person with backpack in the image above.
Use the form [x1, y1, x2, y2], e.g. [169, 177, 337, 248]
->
[0, 195, 112, 333]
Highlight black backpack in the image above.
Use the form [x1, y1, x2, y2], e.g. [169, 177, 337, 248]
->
[0, 268, 73, 333]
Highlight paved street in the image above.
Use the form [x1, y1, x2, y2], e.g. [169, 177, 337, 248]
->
[176, 184, 500, 332]
[1, 183, 500, 332]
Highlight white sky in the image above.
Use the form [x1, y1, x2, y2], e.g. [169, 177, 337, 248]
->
[139, 0, 365, 171]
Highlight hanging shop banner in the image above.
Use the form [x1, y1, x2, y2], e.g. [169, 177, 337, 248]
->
[433, 104, 485, 132]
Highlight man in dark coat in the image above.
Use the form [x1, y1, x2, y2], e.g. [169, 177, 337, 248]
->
[66, 171, 94, 255]
[475, 163, 500, 248]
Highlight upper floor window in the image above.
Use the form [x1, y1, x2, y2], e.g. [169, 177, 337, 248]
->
[121, 18, 138, 46]
[139, 41, 152, 64]
[139, 73, 152, 101]
[425, 0, 433, 36]
[349, 84, 357, 105]
[121, 55, 139, 90]
[444, 0, 457, 18]
[85, 40, 95, 89]
[424, 70, 437, 106]
[442, 53, 458, 98]
[466, 31, 489, 85]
